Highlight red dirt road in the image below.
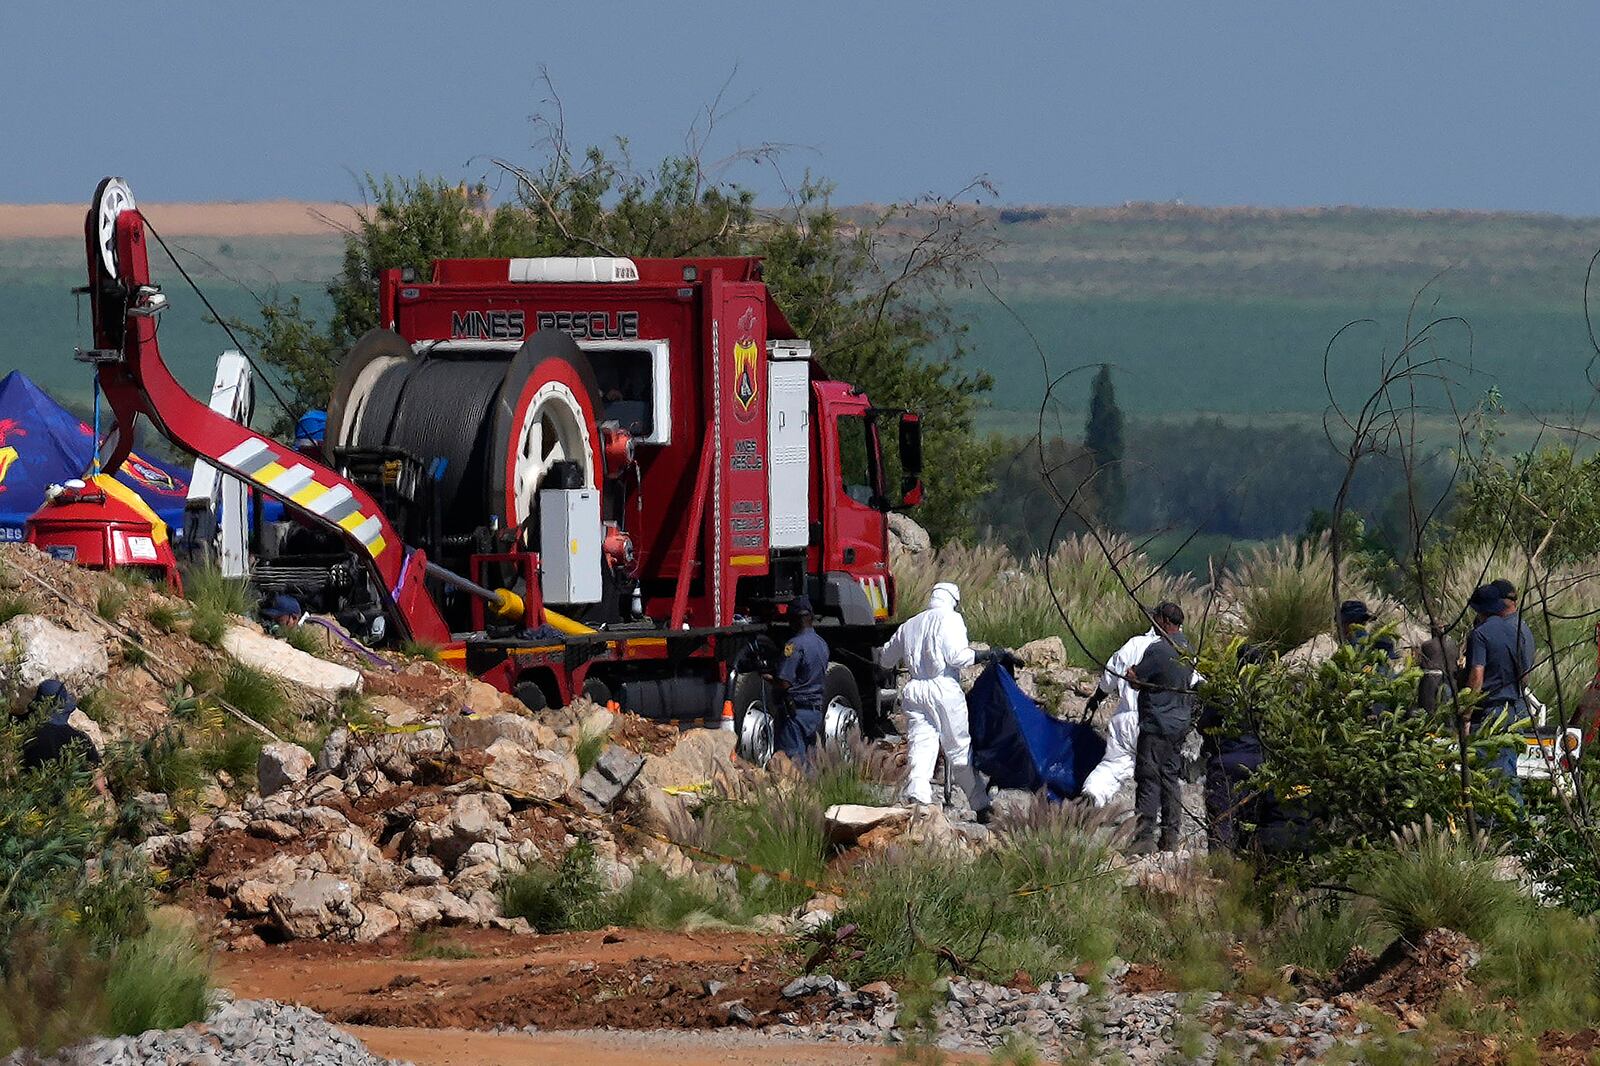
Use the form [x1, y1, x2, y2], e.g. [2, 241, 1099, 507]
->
[219, 928, 978, 1066]
[350, 1027, 945, 1066]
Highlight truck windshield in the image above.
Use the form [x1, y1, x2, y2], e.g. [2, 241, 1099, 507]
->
[837, 414, 879, 506]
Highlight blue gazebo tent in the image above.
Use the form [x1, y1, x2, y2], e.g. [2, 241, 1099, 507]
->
[0, 371, 191, 541]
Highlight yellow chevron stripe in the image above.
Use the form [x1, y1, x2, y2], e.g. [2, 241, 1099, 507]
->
[368, 535, 386, 557]
[253, 461, 288, 485]
[337, 511, 368, 533]
[289, 480, 329, 506]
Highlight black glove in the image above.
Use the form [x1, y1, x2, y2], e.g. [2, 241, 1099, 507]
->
[1086, 688, 1108, 713]
[979, 648, 1023, 670]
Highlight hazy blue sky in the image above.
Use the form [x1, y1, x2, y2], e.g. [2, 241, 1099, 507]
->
[4, 2, 1598, 213]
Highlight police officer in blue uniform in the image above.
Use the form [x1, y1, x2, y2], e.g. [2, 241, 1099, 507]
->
[770, 595, 829, 764]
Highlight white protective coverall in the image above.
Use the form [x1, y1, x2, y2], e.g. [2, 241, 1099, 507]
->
[1079, 628, 1161, 806]
[878, 583, 991, 811]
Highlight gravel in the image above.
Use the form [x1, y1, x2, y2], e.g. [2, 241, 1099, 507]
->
[773, 974, 1362, 1063]
[5, 999, 409, 1066]
[5, 976, 1361, 1065]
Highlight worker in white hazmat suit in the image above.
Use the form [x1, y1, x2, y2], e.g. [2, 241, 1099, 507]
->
[1080, 604, 1176, 806]
[878, 582, 993, 823]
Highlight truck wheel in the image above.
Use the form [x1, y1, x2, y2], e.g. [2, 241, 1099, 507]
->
[732, 672, 775, 768]
[513, 681, 548, 714]
[822, 663, 862, 755]
[581, 677, 612, 707]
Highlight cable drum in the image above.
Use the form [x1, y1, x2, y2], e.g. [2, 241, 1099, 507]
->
[354, 357, 507, 537]
[329, 328, 605, 578]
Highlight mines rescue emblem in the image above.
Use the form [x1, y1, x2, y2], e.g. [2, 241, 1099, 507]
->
[732, 307, 759, 419]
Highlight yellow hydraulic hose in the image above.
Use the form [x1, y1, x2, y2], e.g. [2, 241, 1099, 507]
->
[542, 608, 595, 635]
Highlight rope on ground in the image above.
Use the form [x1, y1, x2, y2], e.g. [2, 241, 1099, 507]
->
[6, 553, 283, 742]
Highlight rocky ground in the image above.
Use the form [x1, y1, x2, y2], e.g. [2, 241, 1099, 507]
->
[0, 541, 1544, 1063]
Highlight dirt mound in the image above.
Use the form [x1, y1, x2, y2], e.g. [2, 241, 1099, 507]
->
[1331, 928, 1481, 1018]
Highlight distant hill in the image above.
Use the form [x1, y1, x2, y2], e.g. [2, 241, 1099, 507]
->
[5, 200, 1600, 434]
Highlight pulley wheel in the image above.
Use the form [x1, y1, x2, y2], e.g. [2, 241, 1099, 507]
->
[490, 330, 603, 530]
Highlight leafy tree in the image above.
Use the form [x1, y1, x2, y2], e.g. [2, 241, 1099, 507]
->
[1200, 636, 1513, 880]
[246, 150, 995, 540]
[1084, 364, 1125, 527]
[1452, 445, 1600, 565]
[975, 436, 1094, 556]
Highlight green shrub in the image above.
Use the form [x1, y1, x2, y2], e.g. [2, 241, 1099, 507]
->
[1117, 856, 1262, 992]
[1352, 820, 1600, 1032]
[808, 740, 892, 809]
[601, 864, 744, 930]
[0, 727, 103, 941]
[1259, 896, 1369, 977]
[1223, 536, 1342, 653]
[113, 729, 205, 805]
[398, 639, 443, 662]
[284, 625, 323, 656]
[95, 585, 130, 623]
[76, 687, 115, 728]
[147, 603, 180, 633]
[1199, 639, 1508, 879]
[0, 929, 108, 1056]
[574, 726, 607, 777]
[118, 640, 148, 668]
[220, 661, 289, 733]
[692, 783, 828, 914]
[1470, 903, 1600, 1033]
[185, 566, 251, 617]
[1362, 822, 1522, 944]
[0, 593, 31, 626]
[199, 729, 264, 783]
[73, 851, 153, 954]
[103, 919, 212, 1036]
[188, 607, 227, 648]
[404, 930, 477, 960]
[498, 840, 607, 933]
[837, 802, 1123, 983]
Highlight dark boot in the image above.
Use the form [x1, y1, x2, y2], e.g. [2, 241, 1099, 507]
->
[1126, 836, 1157, 858]
[1158, 831, 1181, 852]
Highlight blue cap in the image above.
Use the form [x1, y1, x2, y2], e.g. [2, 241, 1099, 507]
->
[262, 594, 302, 622]
[294, 410, 327, 445]
[1468, 585, 1505, 616]
[790, 595, 814, 616]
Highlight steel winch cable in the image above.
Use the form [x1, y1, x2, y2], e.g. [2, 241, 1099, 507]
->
[354, 356, 511, 530]
[141, 217, 300, 426]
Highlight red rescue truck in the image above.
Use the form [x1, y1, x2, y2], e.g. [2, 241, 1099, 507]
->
[71, 178, 922, 753]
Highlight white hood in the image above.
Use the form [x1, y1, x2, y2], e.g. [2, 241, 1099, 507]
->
[927, 582, 961, 612]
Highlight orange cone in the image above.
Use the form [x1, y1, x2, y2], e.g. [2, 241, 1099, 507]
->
[720, 699, 736, 731]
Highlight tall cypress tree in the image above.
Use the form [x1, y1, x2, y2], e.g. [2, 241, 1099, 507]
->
[1085, 364, 1125, 527]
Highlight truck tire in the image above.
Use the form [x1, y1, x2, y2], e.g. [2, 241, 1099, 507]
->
[822, 663, 863, 754]
[513, 681, 548, 714]
[732, 672, 775, 768]
[581, 676, 612, 707]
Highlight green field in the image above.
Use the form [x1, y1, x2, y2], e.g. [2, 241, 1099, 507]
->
[6, 202, 1600, 436]
[0, 235, 342, 410]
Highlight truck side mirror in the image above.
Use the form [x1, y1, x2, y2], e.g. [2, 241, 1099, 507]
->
[898, 413, 923, 508]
